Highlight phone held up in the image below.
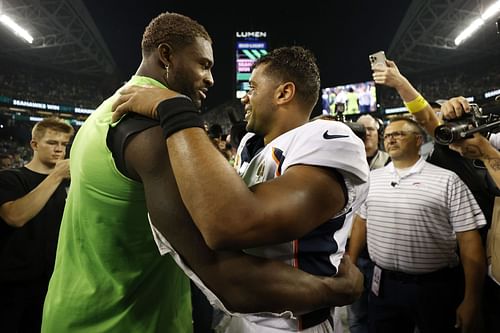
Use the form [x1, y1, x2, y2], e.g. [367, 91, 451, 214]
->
[369, 51, 387, 69]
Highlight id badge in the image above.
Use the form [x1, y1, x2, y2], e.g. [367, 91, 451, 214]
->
[371, 265, 382, 296]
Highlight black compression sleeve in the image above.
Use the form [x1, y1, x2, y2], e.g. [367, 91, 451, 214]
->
[157, 97, 205, 139]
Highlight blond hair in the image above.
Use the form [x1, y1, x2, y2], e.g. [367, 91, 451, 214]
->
[32, 117, 75, 141]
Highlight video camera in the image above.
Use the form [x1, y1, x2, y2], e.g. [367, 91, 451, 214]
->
[330, 103, 367, 141]
[434, 102, 500, 145]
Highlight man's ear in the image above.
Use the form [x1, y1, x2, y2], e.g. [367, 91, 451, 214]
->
[415, 133, 424, 147]
[30, 139, 38, 151]
[275, 81, 295, 105]
[157, 43, 173, 68]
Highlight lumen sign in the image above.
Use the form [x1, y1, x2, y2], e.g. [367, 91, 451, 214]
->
[235, 31, 268, 98]
[235, 31, 267, 38]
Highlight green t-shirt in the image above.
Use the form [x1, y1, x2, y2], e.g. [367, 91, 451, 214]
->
[42, 76, 192, 332]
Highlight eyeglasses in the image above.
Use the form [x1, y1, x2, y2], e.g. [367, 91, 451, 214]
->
[383, 131, 419, 140]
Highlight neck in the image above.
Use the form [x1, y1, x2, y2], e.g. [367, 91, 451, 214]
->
[366, 147, 378, 158]
[24, 158, 54, 174]
[392, 155, 420, 169]
[264, 108, 310, 145]
[135, 58, 166, 86]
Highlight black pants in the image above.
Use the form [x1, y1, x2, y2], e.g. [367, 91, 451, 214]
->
[0, 280, 48, 333]
[191, 281, 214, 333]
[483, 275, 500, 333]
[368, 266, 463, 333]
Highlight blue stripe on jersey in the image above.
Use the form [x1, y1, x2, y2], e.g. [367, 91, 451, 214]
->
[271, 147, 285, 176]
[297, 214, 346, 276]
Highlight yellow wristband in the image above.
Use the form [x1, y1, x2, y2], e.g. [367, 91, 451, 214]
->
[404, 95, 429, 114]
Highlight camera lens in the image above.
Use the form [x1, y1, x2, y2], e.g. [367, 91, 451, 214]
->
[434, 123, 471, 145]
[434, 125, 454, 145]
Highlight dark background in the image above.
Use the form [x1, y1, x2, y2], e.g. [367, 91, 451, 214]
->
[83, 0, 413, 109]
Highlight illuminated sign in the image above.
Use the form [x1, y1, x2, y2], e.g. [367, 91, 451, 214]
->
[235, 33, 268, 98]
[1, 95, 94, 114]
[236, 31, 267, 38]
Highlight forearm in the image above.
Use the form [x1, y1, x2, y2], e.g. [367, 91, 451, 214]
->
[376, 64, 440, 135]
[0, 173, 63, 227]
[394, 77, 440, 135]
[481, 148, 500, 188]
[206, 254, 359, 313]
[347, 215, 367, 263]
[458, 231, 486, 304]
[451, 136, 500, 188]
[160, 212, 358, 314]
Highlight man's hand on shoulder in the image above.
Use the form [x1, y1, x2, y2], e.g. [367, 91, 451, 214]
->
[111, 85, 182, 122]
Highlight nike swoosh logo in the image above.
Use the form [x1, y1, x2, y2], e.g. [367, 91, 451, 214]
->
[323, 131, 349, 140]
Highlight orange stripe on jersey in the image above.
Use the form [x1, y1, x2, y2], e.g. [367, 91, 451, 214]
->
[271, 147, 284, 177]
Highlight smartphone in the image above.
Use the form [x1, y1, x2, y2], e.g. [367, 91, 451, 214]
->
[369, 51, 387, 69]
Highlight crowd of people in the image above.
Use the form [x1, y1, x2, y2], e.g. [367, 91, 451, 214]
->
[0, 62, 111, 108]
[0, 10, 499, 333]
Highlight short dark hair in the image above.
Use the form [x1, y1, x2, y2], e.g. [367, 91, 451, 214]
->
[252, 46, 320, 107]
[141, 12, 212, 54]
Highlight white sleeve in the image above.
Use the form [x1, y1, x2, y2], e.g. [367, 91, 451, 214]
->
[281, 120, 369, 184]
[357, 199, 368, 220]
[281, 120, 370, 217]
[489, 133, 500, 150]
[447, 174, 487, 232]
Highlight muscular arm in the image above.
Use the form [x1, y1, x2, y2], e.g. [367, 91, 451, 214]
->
[347, 214, 367, 264]
[455, 229, 486, 332]
[111, 85, 347, 248]
[372, 60, 440, 136]
[166, 127, 346, 249]
[0, 160, 69, 227]
[124, 126, 362, 313]
[450, 133, 500, 188]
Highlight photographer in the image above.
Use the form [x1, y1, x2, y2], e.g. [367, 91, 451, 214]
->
[443, 96, 500, 188]
[441, 96, 500, 333]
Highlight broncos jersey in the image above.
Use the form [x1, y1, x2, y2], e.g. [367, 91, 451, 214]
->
[234, 119, 369, 277]
[218, 119, 369, 332]
[150, 119, 369, 332]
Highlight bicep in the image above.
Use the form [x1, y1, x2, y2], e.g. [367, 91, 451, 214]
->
[236, 164, 347, 246]
[124, 127, 211, 262]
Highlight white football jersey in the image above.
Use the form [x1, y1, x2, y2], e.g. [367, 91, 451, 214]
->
[234, 119, 369, 277]
[151, 119, 369, 332]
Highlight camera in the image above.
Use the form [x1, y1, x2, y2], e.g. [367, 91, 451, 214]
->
[434, 103, 500, 145]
